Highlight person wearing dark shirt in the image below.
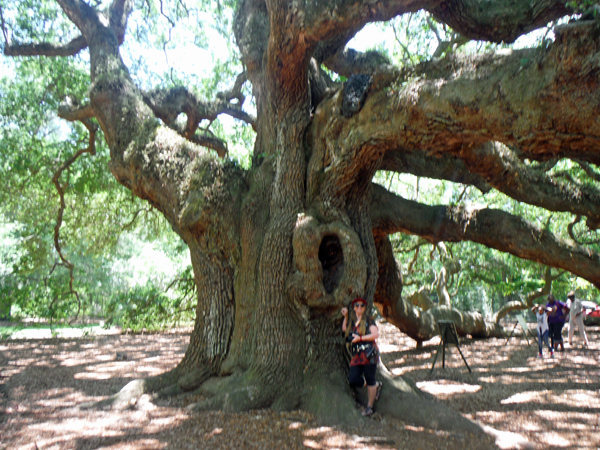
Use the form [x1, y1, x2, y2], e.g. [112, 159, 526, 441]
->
[546, 294, 566, 351]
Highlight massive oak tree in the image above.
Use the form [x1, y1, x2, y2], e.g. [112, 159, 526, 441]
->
[5, 0, 600, 430]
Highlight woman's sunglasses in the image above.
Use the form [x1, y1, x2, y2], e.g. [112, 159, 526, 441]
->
[354, 303, 366, 308]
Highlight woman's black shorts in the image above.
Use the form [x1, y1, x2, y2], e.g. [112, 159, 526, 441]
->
[348, 364, 377, 387]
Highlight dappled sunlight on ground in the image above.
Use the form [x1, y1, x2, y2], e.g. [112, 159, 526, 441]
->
[501, 389, 600, 409]
[1, 324, 599, 449]
[417, 380, 482, 398]
[0, 328, 500, 450]
[378, 321, 600, 449]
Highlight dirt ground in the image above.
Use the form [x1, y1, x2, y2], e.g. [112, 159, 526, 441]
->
[1, 322, 599, 450]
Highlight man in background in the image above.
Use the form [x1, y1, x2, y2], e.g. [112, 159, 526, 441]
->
[567, 291, 589, 347]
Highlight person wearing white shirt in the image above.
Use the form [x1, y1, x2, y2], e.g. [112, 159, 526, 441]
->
[532, 305, 553, 358]
[567, 291, 589, 347]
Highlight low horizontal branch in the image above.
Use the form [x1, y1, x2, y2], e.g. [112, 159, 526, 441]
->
[379, 150, 492, 193]
[430, 0, 570, 43]
[371, 184, 600, 289]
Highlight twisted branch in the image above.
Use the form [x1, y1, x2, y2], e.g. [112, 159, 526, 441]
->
[454, 142, 600, 231]
[142, 76, 255, 157]
[50, 99, 99, 324]
[492, 266, 564, 323]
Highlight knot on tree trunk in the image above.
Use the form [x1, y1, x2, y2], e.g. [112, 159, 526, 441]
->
[287, 214, 366, 310]
[341, 74, 372, 118]
[319, 234, 344, 293]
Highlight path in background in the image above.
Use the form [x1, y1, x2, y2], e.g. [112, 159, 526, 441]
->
[0, 320, 122, 339]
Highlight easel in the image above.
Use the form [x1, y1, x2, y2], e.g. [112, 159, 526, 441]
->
[504, 314, 534, 346]
[430, 320, 472, 374]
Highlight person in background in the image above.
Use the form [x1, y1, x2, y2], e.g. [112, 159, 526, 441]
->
[341, 297, 382, 417]
[546, 294, 566, 352]
[567, 291, 589, 347]
[532, 304, 553, 358]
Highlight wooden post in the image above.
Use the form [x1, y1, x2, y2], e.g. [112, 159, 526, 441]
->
[430, 320, 472, 374]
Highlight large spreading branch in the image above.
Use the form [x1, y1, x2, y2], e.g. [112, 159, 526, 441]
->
[317, 19, 600, 161]
[37, 0, 241, 235]
[303, 0, 438, 44]
[304, 0, 569, 63]
[455, 142, 600, 230]
[379, 150, 492, 193]
[310, 18, 600, 234]
[371, 184, 600, 289]
[3, 0, 132, 57]
[381, 142, 600, 230]
[429, 0, 570, 43]
[6, 0, 250, 158]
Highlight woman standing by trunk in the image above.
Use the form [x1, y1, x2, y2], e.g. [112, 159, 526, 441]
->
[341, 297, 383, 416]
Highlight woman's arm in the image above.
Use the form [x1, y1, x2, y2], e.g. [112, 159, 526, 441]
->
[358, 324, 379, 342]
[341, 307, 348, 332]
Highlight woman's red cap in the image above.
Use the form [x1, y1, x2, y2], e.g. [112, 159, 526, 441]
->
[352, 297, 366, 306]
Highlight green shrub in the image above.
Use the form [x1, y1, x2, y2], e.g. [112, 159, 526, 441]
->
[105, 282, 193, 332]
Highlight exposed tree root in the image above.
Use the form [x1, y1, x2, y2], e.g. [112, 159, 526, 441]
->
[92, 379, 149, 410]
[86, 360, 531, 448]
[301, 372, 364, 425]
[348, 364, 484, 434]
[188, 371, 285, 413]
[88, 366, 185, 410]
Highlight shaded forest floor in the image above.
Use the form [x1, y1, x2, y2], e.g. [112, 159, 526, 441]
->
[1, 322, 599, 450]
